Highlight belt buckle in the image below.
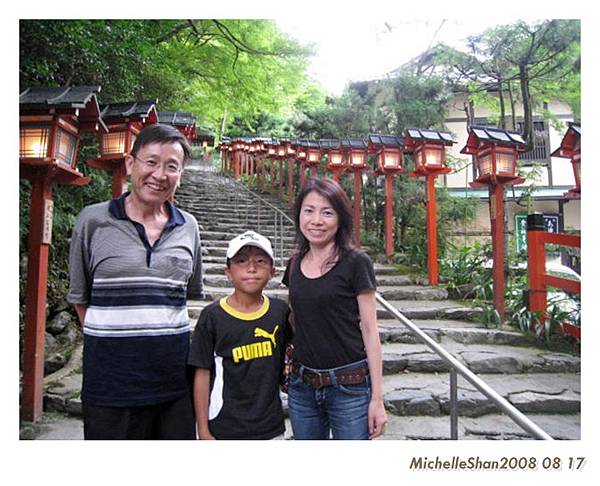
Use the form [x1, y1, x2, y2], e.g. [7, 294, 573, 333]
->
[314, 373, 327, 389]
[305, 371, 326, 389]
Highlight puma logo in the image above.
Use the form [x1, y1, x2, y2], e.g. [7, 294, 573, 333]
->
[254, 325, 279, 347]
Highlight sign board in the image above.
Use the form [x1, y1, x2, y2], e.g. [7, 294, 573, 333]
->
[515, 213, 561, 252]
[42, 199, 54, 245]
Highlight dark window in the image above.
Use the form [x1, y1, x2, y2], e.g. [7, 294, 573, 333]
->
[516, 120, 550, 166]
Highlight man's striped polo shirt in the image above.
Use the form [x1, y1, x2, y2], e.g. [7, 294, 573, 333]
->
[67, 193, 203, 407]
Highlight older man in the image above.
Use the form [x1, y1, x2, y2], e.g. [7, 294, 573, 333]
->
[68, 124, 203, 439]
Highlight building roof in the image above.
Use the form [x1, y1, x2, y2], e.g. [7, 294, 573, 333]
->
[469, 125, 526, 144]
[157, 111, 196, 126]
[367, 134, 404, 148]
[20, 86, 102, 109]
[20, 85, 106, 132]
[319, 139, 341, 150]
[100, 100, 158, 122]
[405, 127, 455, 144]
[460, 125, 527, 154]
[291, 138, 309, 148]
[341, 138, 368, 150]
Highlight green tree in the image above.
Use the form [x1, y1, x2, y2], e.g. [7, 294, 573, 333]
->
[20, 19, 314, 132]
[412, 20, 581, 143]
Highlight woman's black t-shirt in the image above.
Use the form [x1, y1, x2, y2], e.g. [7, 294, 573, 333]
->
[282, 250, 377, 369]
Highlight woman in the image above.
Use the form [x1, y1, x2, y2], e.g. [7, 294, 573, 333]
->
[282, 178, 387, 440]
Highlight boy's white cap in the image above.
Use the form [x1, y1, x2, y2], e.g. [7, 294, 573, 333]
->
[226, 230, 274, 261]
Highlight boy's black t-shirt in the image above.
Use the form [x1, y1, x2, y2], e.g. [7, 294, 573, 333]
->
[188, 296, 291, 440]
[282, 250, 377, 369]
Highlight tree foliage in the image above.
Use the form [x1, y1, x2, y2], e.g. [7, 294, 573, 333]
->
[406, 19, 580, 145]
[20, 19, 314, 131]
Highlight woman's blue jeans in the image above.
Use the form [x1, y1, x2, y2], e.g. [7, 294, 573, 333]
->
[288, 360, 371, 440]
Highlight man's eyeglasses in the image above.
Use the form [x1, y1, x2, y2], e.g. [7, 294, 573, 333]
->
[230, 256, 272, 268]
[134, 156, 182, 175]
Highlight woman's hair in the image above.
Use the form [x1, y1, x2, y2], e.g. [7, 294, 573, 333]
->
[292, 177, 355, 264]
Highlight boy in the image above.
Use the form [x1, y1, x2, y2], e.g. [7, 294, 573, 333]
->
[189, 230, 291, 439]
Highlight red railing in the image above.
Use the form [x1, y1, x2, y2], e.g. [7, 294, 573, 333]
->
[527, 213, 581, 338]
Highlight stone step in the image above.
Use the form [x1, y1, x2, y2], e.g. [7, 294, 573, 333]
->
[201, 237, 295, 248]
[203, 245, 295, 258]
[196, 281, 447, 302]
[183, 313, 531, 348]
[186, 297, 483, 321]
[377, 285, 448, 301]
[382, 372, 579, 420]
[184, 203, 293, 215]
[377, 300, 484, 321]
[201, 262, 288, 275]
[195, 215, 295, 227]
[203, 274, 286, 290]
[379, 320, 537, 347]
[198, 285, 290, 303]
[381, 413, 580, 440]
[199, 229, 295, 244]
[381, 342, 580, 375]
[372, 263, 406, 276]
[373, 275, 413, 286]
[194, 215, 293, 227]
[201, 254, 291, 266]
[198, 223, 295, 237]
[199, 270, 412, 290]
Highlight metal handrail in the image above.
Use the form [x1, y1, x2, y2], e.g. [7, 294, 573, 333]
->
[376, 294, 553, 440]
[217, 166, 553, 440]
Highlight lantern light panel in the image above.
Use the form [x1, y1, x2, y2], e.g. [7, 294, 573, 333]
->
[20, 86, 106, 169]
[367, 134, 405, 172]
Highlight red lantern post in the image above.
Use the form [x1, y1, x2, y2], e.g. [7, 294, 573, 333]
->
[251, 138, 263, 178]
[232, 139, 244, 179]
[305, 140, 322, 181]
[461, 126, 527, 320]
[19, 86, 105, 422]
[239, 141, 247, 177]
[284, 139, 296, 206]
[369, 134, 404, 258]
[551, 122, 581, 199]
[226, 144, 234, 175]
[87, 100, 158, 198]
[293, 139, 308, 194]
[253, 138, 266, 192]
[275, 140, 287, 200]
[323, 139, 345, 182]
[342, 138, 368, 247]
[219, 138, 231, 174]
[266, 140, 277, 194]
[246, 140, 253, 176]
[405, 128, 455, 285]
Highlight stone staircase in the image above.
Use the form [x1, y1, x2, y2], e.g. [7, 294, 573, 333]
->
[41, 160, 580, 440]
